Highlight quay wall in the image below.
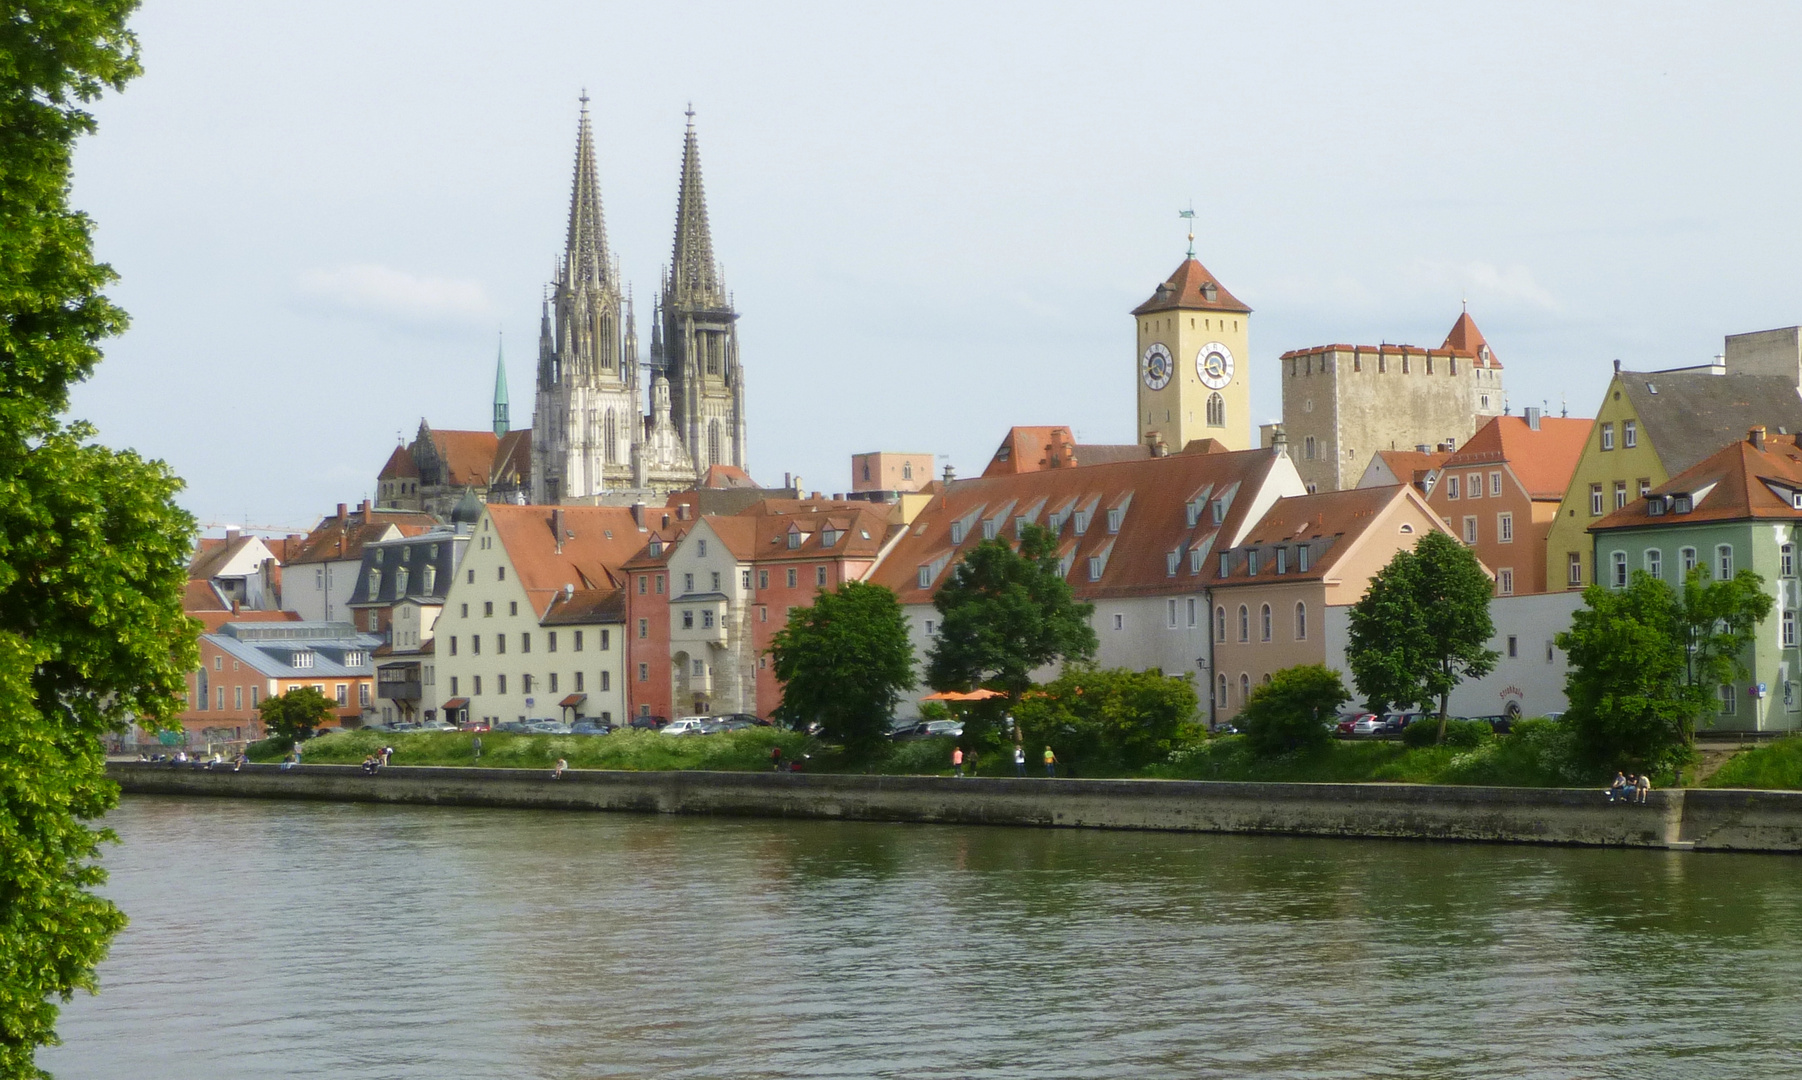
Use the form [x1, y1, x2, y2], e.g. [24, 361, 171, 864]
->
[106, 763, 1802, 854]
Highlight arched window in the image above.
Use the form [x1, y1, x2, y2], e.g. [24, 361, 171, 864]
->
[1295, 602, 1307, 640]
[1206, 393, 1226, 427]
[708, 421, 723, 466]
[1216, 673, 1227, 707]
[604, 409, 618, 465]
[1215, 605, 1227, 642]
[1240, 673, 1251, 703]
[1260, 604, 1272, 642]
[1237, 605, 1249, 643]
[706, 336, 721, 376]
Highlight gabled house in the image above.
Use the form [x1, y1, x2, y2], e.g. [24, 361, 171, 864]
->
[284, 501, 438, 622]
[188, 527, 283, 611]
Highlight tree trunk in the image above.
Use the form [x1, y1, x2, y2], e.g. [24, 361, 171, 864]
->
[1436, 689, 1450, 745]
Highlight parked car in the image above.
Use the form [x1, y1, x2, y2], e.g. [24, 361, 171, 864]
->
[660, 717, 710, 736]
[1337, 713, 1376, 736]
[1379, 712, 1423, 734]
[417, 722, 456, 732]
[458, 722, 491, 733]
[716, 712, 771, 727]
[569, 719, 611, 736]
[697, 719, 731, 734]
[628, 714, 668, 731]
[1465, 714, 1512, 735]
[1351, 715, 1385, 737]
[890, 719, 965, 741]
[525, 719, 572, 735]
[495, 720, 531, 733]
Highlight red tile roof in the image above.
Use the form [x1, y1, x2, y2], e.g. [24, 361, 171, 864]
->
[1131, 258, 1251, 316]
[1442, 415, 1592, 501]
[1594, 430, 1802, 531]
[492, 430, 532, 488]
[980, 426, 1155, 477]
[1367, 449, 1452, 493]
[1214, 485, 1439, 588]
[487, 504, 648, 616]
[1442, 311, 1501, 366]
[188, 534, 269, 580]
[541, 586, 626, 626]
[286, 506, 437, 566]
[701, 464, 757, 489]
[184, 579, 229, 611]
[430, 430, 501, 488]
[378, 444, 419, 480]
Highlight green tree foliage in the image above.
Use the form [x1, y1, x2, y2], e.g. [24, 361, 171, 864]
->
[925, 522, 1097, 702]
[769, 581, 915, 755]
[0, 7, 201, 1075]
[1012, 666, 1199, 771]
[257, 687, 336, 747]
[1558, 569, 1771, 775]
[1347, 531, 1498, 744]
[1240, 664, 1349, 757]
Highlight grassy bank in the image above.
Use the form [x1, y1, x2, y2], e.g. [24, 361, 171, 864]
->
[1705, 737, 1802, 790]
[1147, 726, 1597, 788]
[252, 727, 815, 772]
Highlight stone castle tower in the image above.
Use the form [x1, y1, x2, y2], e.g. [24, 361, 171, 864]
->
[654, 108, 746, 476]
[531, 99, 743, 502]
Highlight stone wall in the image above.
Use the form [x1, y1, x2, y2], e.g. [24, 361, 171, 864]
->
[108, 763, 1802, 853]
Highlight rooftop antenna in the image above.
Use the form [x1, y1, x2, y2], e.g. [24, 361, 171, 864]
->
[1560, 394, 1568, 418]
[1178, 202, 1196, 258]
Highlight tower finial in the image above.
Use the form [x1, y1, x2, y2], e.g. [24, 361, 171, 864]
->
[685, 101, 695, 128]
[1462, 296, 1468, 313]
[1178, 202, 1196, 259]
[579, 87, 589, 110]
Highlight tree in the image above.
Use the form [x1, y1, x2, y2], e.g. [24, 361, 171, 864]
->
[1012, 666, 1200, 771]
[1558, 568, 1771, 776]
[1, 6, 199, 1075]
[925, 522, 1097, 713]
[1347, 530, 1498, 745]
[257, 687, 337, 747]
[1240, 664, 1350, 757]
[769, 581, 915, 755]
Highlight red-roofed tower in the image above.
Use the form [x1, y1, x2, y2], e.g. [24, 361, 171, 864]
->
[1131, 242, 1253, 453]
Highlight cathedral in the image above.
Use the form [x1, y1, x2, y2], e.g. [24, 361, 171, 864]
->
[531, 99, 748, 504]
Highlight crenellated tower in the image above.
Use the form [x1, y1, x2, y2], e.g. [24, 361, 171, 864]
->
[654, 107, 746, 477]
[532, 94, 641, 503]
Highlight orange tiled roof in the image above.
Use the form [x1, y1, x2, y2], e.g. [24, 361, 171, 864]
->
[487, 504, 647, 616]
[431, 429, 501, 488]
[286, 507, 437, 566]
[184, 579, 229, 611]
[1131, 258, 1251, 316]
[1594, 430, 1802, 531]
[379, 444, 419, 480]
[1442, 415, 1592, 501]
[1442, 311, 1501, 366]
[701, 464, 757, 489]
[1371, 449, 1452, 492]
[188, 534, 265, 580]
[541, 586, 626, 626]
[492, 430, 532, 487]
[1214, 485, 1438, 587]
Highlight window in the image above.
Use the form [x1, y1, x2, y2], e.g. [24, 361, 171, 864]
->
[497, 674, 507, 694]
[711, 572, 721, 592]
[742, 570, 751, 590]
[496, 634, 506, 655]
[1785, 610, 1797, 648]
[1614, 480, 1627, 510]
[1206, 392, 1225, 427]
[497, 566, 506, 581]
[461, 603, 468, 618]
[450, 676, 459, 696]
[1784, 544, 1795, 578]
[335, 684, 348, 706]
[684, 573, 695, 593]
[1490, 471, 1502, 496]
[1448, 475, 1460, 499]
[1294, 602, 1307, 640]
[1497, 568, 1514, 596]
[1219, 553, 1231, 577]
[1167, 551, 1180, 577]
[1590, 485, 1603, 516]
[1275, 548, 1287, 574]
[1297, 546, 1309, 572]
[1187, 598, 1198, 628]
[1600, 422, 1614, 451]
[1240, 673, 1250, 702]
[682, 611, 694, 629]
[638, 663, 648, 682]
[1720, 683, 1737, 715]
[509, 601, 518, 616]
[1639, 478, 1652, 499]
[1088, 556, 1103, 582]
[1215, 606, 1226, 642]
[1304, 435, 1316, 460]
[575, 672, 587, 691]
[1646, 549, 1663, 580]
[1681, 547, 1698, 574]
[702, 610, 714, 629]
[599, 630, 609, 650]
[758, 570, 769, 590]
[521, 633, 531, 654]
[1623, 420, 1637, 448]
[234, 686, 243, 710]
[548, 672, 558, 694]
[468, 569, 475, 585]
[293, 650, 314, 668]
[693, 659, 705, 677]
[816, 566, 828, 587]
[548, 632, 557, 653]
[484, 601, 493, 617]
[1217, 673, 1227, 706]
[918, 566, 931, 589]
[600, 671, 610, 691]
[1260, 604, 1272, 641]
[1167, 599, 1179, 628]
[1467, 472, 1482, 499]
[1568, 552, 1583, 587]
[1247, 550, 1259, 575]
[449, 636, 458, 656]
[1717, 544, 1734, 580]
[639, 575, 648, 595]
[656, 575, 664, 594]
[473, 675, 482, 695]
[1612, 551, 1627, 588]
[250, 686, 259, 707]
[1113, 613, 1123, 631]
[1237, 605, 1249, 643]
[637, 618, 648, 639]
[1107, 508, 1122, 534]
[1507, 635, 1518, 658]
[1463, 517, 1478, 544]
[1497, 512, 1513, 543]
[788, 530, 803, 550]
[787, 568, 798, 588]
[698, 539, 707, 558]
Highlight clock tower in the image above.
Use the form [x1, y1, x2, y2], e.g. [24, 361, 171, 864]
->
[1131, 253, 1252, 452]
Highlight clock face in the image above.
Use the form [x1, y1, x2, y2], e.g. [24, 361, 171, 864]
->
[1141, 343, 1174, 390]
[1197, 342, 1235, 389]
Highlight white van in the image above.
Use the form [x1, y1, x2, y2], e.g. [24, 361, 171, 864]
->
[659, 717, 710, 736]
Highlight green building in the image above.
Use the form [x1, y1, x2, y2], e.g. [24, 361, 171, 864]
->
[1590, 425, 1802, 733]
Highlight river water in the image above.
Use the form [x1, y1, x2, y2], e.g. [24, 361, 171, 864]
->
[41, 796, 1802, 1079]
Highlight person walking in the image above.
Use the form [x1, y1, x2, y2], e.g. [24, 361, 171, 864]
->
[1043, 746, 1058, 777]
[1014, 745, 1026, 777]
[471, 735, 482, 761]
[952, 746, 964, 778]
[292, 740, 303, 765]
[552, 757, 568, 781]
[770, 745, 784, 771]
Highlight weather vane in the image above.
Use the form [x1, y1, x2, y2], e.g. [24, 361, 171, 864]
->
[1178, 202, 1196, 258]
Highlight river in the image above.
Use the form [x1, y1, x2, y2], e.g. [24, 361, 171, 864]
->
[40, 795, 1802, 1079]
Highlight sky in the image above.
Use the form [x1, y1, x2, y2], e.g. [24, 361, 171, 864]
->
[68, 1, 1802, 535]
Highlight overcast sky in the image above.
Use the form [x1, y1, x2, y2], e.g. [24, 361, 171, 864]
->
[68, 1, 1802, 534]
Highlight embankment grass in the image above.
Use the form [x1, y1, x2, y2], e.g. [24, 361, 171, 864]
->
[1705, 737, 1802, 790]
[1148, 727, 1593, 788]
[251, 727, 813, 772]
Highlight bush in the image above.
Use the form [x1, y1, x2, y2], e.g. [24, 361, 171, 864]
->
[1400, 717, 1494, 749]
[1241, 665, 1349, 758]
[1012, 666, 1200, 772]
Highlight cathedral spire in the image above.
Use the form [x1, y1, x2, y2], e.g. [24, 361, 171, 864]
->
[667, 104, 724, 308]
[493, 334, 510, 437]
[565, 91, 610, 285]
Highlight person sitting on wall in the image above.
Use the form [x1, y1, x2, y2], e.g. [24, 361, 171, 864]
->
[361, 755, 380, 775]
[1607, 773, 1629, 803]
[1635, 772, 1652, 804]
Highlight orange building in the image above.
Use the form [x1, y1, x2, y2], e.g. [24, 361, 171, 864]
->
[177, 621, 380, 748]
[1423, 410, 1592, 595]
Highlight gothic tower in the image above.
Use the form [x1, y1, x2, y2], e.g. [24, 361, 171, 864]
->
[532, 95, 640, 503]
[492, 335, 510, 437]
[654, 107, 746, 478]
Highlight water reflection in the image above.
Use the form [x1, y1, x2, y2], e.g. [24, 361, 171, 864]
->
[42, 798, 1802, 1079]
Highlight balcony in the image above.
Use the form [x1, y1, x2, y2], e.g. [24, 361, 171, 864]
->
[377, 681, 421, 701]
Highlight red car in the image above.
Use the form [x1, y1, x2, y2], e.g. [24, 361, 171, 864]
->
[1337, 713, 1376, 736]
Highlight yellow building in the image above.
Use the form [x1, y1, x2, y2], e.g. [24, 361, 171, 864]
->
[1545, 363, 1802, 590]
[1132, 254, 1252, 452]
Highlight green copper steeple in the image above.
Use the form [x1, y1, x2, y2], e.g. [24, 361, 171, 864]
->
[492, 334, 510, 437]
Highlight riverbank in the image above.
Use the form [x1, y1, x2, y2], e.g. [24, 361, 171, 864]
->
[107, 761, 1802, 853]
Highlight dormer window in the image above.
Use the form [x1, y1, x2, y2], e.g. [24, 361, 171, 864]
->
[292, 651, 314, 669]
[949, 522, 964, 544]
[1073, 511, 1090, 536]
[982, 519, 997, 540]
[1166, 551, 1180, 576]
[1247, 550, 1260, 575]
[649, 539, 664, 558]
[1673, 494, 1693, 514]
[1297, 546, 1310, 572]
[368, 569, 381, 597]
[821, 528, 841, 547]
[1106, 508, 1122, 534]
[787, 530, 802, 550]
[917, 565, 931, 589]
[1275, 548, 1288, 574]
[344, 651, 365, 667]
[1185, 503, 1199, 527]
[1647, 496, 1667, 516]
[1211, 500, 1226, 525]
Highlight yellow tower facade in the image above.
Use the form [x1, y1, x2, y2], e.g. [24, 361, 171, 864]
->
[1132, 257, 1252, 451]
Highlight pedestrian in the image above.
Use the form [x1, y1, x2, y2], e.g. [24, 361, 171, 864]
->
[1043, 746, 1058, 777]
[968, 749, 980, 776]
[233, 752, 247, 772]
[380, 745, 394, 767]
[292, 740, 303, 765]
[471, 734, 482, 761]
[1014, 745, 1026, 777]
[552, 757, 568, 781]
[770, 745, 784, 771]
[952, 746, 964, 778]
[1635, 772, 1652, 804]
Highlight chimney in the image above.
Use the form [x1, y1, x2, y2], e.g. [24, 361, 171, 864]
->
[360, 498, 372, 517]
[631, 502, 646, 529]
[783, 472, 791, 488]
[1524, 406, 1542, 431]
[231, 599, 240, 614]
[552, 507, 565, 553]
[337, 503, 348, 521]
[1750, 425, 1767, 451]
[225, 525, 241, 544]
[943, 464, 956, 484]
[1613, 359, 1622, 373]
[1270, 425, 1288, 456]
